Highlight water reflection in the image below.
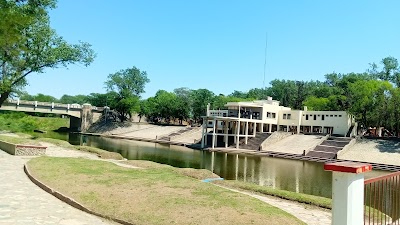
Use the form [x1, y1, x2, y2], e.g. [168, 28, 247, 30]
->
[42, 133, 389, 198]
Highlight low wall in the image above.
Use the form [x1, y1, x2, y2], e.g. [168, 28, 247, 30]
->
[0, 140, 46, 156]
[0, 141, 16, 155]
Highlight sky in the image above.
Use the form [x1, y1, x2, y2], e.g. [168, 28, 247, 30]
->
[25, 0, 400, 99]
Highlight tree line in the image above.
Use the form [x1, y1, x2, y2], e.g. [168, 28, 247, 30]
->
[16, 56, 400, 136]
[2, 1, 400, 134]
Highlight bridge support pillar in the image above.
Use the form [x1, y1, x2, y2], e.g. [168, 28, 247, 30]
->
[70, 117, 81, 132]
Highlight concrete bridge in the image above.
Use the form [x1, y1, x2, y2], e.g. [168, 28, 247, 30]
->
[0, 99, 104, 132]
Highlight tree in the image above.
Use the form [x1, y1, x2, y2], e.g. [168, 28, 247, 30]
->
[191, 89, 215, 122]
[0, 0, 95, 105]
[105, 67, 150, 122]
[86, 92, 118, 107]
[20, 93, 58, 102]
[302, 96, 330, 111]
[59, 94, 88, 104]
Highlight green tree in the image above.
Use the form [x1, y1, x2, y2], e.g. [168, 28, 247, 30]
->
[20, 93, 58, 102]
[105, 67, 150, 122]
[247, 88, 268, 100]
[59, 94, 88, 104]
[0, 0, 95, 105]
[191, 89, 215, 122]
[302, 96, 330, 111]
[348, 80, 392, 127]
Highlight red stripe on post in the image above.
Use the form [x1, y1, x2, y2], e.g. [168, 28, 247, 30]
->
[324, 162, 372, 173]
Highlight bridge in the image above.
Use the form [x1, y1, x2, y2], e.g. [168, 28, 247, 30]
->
[0, 99, 104, 132]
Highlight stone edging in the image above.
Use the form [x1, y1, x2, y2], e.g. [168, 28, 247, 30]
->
[23, 163, 135, 225]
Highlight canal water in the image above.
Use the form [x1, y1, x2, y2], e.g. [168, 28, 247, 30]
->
[46, 133, 386, 199]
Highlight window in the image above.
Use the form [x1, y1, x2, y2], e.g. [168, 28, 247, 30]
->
[283, 114, 287, 119]
[330, 115, 333, 117]
[314, 115, 317, 120]
[322, 115, 325, 120]
[208, 121, 212, 125]
[272, 113, 276, 118]
[306, 115, 309, 120]
[287, 114, 291, 119]
[335, 115, 338, 117]
[267, 112, 271, 118]
[339, 115, 342, 117]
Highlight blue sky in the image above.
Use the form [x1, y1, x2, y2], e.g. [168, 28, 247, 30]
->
[26, 0, 400, 99]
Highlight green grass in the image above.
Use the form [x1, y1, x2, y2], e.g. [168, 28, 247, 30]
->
[0, 112, 69, 133]
[27, 157, 306, 225]
[74, 146, 123, 160]
[0, 134, 123, 160]
[216, 180, 332, 209]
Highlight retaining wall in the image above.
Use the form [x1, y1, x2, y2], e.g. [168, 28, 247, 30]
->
[0, 140, 46, 156]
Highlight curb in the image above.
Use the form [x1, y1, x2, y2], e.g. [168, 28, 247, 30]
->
[23, 163, 135, 225]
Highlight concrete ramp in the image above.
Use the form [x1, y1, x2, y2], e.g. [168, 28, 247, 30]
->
[263, 135, 326, 154]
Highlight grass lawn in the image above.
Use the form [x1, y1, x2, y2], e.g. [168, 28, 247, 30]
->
[27, 157, 305, 225]
[216, 180, 332, 209]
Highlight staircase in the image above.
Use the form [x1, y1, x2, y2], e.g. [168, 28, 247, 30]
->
[228, 132, 271, 150]
[306, 137, 352, 159]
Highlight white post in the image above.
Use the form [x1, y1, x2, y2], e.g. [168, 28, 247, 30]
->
[253, 122, 256, 137]
[324, 162, 372, 225]
[269, 123, 272, 133]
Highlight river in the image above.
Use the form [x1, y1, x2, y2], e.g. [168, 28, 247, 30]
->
[39, 132, 387, 198]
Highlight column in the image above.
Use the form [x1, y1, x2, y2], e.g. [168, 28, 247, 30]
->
[245, 121, 249, 144]
[324, 162, 372, 225]
[225, 120, 229, 148]
[236, 121, 240, 149]
[253, 122, 256, 137]
[233, 122, 237, 144]
[261, 123, 264, 132]
[212, 119, 216, 149]
[201, 122, 205, 148]
[269, 123, 272, 133]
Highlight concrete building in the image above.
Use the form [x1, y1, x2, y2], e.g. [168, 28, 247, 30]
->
[201, 96, 356, 149]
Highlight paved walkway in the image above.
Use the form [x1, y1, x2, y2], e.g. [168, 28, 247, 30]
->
[218, 185, 332, 225]
[0, 150, 116, 225]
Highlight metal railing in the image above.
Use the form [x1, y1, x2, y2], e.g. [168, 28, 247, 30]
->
[364, 171, 400, 224]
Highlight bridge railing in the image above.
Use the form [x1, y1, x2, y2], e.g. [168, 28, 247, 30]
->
[364, 171, 400, 224]
[5, 99, 105, 111]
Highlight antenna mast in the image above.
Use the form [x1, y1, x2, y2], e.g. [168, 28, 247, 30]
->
[263, 32, 268, 90]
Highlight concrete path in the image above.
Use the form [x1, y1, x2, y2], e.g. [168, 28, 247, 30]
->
[218, 185, 332, 225]
[0, 150, 116, 225]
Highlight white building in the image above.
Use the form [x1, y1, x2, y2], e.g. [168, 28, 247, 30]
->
[201, 96, 356, 149]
